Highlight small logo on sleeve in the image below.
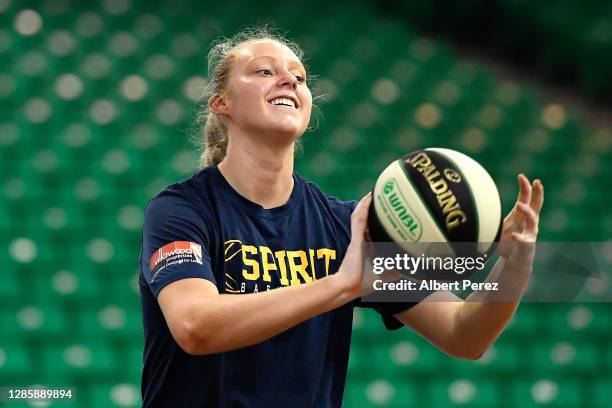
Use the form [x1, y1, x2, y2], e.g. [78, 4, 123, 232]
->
[149, 241, 203, 281]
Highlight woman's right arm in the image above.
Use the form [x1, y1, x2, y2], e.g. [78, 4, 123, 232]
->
[157, 193, 371, 355]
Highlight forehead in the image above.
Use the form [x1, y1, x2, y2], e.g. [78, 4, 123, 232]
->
[233, 39, 303, 67]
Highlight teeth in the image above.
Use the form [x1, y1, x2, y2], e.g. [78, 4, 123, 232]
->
[270, 98, 296, 108]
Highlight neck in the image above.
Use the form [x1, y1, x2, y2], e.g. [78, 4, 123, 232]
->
[217, 132, 295, 209]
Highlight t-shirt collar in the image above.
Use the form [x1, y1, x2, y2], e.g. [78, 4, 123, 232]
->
[211, 165, 303, 218]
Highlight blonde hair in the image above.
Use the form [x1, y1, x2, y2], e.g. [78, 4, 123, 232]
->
[195, 26, 316, 168]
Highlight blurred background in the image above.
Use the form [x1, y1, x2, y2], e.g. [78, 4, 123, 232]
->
[1, 0, 611, 406]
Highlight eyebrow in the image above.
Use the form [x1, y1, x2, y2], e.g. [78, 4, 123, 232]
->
[248, 55, 306, 73]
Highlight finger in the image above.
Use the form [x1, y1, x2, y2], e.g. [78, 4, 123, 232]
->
[516, 173, 532, 205]
[512, 174, 532, 227]
[517, 202, 538, 235]
[352, 192, 372, 217]
[530, 179, 544, 215]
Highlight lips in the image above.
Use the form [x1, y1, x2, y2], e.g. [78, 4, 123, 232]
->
[267, 95, 299, 109]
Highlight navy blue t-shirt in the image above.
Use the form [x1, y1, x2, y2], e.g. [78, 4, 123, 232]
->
[139, 166, 422, 407]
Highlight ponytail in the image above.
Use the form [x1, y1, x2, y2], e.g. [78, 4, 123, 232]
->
[200, 113, 227, 167]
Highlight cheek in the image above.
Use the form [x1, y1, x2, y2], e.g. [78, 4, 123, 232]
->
[228, 82, 266, 119]
[301, 88, 313, 115]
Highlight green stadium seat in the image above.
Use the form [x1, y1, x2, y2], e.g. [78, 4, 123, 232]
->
[430, 378, 498, 407]
[124, 344, 144, 379]
[78, 304, 142, 339]
[530, 340, 599, 374]
[504, 304, 543, 338]
[88, 382, 143, 408]
[373, 339, 447, 376]
[2, 303, 69, 339]
[344, 379, 419, 408]
[0, 269, 20, 305]
[0, 343, 32, 380]
[512, 379, 582, 407]
[351, 308, 384, 343]
[548, 304, 612, 337]
[591, 379, 612, 408]
[29, 267, 101, 305]
[41, 342, 117, 380]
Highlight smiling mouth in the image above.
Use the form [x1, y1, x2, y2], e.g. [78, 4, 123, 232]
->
[268, 97, 297, 109]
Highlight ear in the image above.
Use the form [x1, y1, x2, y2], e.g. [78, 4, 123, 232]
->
[209, 93, 230, 116]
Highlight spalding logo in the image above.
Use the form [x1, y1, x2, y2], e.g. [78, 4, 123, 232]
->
[406, 152, 468, 231]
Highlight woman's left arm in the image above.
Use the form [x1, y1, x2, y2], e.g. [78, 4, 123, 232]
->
[394, 174, 544, 360]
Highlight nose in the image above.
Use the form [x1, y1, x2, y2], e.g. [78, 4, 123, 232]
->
[276, 70, 298, 90]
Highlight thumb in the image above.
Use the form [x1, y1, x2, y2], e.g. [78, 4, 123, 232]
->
[351, 192, 372, 240]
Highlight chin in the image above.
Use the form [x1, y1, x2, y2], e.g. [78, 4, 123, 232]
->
[268, 119, 306, 140]
[271, 127, 303, 143]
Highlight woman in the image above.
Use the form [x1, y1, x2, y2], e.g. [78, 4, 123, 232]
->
[139, 27, 544, 407]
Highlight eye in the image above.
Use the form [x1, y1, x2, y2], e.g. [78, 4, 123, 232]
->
[257, 69, 273, 76]
[295, 75, 306, 83]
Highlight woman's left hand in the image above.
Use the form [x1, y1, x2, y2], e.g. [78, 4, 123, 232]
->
[498, 174, 544, 259]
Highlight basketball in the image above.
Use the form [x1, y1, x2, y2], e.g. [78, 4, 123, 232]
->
[368, 148, 503, 258]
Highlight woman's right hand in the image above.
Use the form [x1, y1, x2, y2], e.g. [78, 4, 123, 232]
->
[334, 192, 372, 300]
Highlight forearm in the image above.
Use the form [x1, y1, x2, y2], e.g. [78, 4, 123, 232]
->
[454, 252, 533, 357]
[402, 175, 543, 360]
[189, 274, 352, 354]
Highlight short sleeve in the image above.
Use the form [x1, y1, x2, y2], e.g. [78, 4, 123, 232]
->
[140, 192, 216, 298]
[355, 301, 423, 330]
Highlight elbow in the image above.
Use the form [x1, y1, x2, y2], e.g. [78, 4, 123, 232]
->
[445, 342, 490, 361]
[177, 333, 204, 356]
[174, 319, 217, 356]
[453, 348, 486, 361]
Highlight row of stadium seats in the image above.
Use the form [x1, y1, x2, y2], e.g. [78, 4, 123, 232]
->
[2, 302, 611, 361]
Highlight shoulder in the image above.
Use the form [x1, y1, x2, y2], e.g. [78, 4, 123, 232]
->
[297, 173, 357, 225]
[144, 167, 218, 233]
[146, 167, 216, 213]
[299, 174, 355, 207]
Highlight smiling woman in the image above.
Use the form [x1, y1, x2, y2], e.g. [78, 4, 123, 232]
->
[138, 24, 543, 408]
[140, 26, 405, 407]
[195, 26, 312, 170]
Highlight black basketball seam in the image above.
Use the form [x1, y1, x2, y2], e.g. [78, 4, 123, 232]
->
[396, 159, 452, 243]
[431, 149, 481, 242]
[433, 149, 504, 244]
